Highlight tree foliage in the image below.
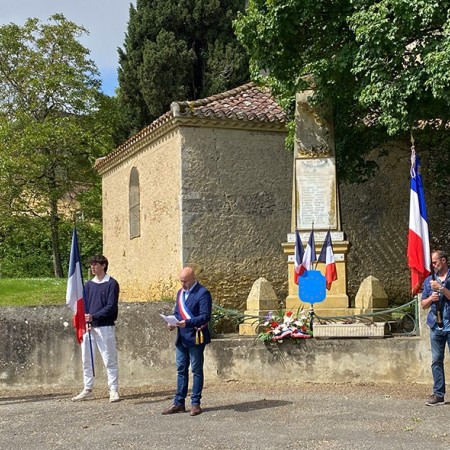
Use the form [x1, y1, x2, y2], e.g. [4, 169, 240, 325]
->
[0, 15, 113, 277]
[116, 0, 250, 142]
[0, 216, 101, 278]
[235, 0, 450, 181]
[350, 0, 450, 134]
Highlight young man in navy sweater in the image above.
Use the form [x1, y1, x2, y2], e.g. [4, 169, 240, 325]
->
[72, 255, 120, 403]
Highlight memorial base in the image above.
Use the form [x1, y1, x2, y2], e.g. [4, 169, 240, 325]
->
[313, 322, 387, 339]
[283, 237, 353, 317]
[286, 293, 353, 317]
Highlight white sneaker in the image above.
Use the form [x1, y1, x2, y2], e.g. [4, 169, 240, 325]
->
[109, 390, 120, 403]
[71, 389, 94, 402]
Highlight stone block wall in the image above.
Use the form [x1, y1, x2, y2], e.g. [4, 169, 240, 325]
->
[340, 139, 450, 303]
[0, 303, 432, 390]
[180, 127, 291, 310]
[102, 130, 182, 301]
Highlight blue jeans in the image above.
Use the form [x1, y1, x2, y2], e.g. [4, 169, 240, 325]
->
[430, 328, 450, 397]
[174, 344, 205, 406]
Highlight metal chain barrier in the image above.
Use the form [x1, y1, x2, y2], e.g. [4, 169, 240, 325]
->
[210, 297, 419, 337]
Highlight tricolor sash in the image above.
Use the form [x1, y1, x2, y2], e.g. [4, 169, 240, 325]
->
[177, 289, 207, 345]
[177, 289, 192, 320]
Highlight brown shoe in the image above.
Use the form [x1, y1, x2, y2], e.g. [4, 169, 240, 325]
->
[190, 404, 202, 416]
[161, 404, 186, 415]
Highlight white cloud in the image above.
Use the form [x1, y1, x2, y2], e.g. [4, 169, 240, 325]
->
[1, 0, 136, 95]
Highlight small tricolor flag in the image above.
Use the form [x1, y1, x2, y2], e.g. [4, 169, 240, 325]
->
[407, 148, 430, 294]
[66, 228, 86, 344]
[298, 230, 316, 277]
[293, 230, 304, 285]
[318, 230, 337, 290]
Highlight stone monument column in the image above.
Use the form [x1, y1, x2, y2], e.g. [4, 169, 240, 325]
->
[282, 89, 351, 316]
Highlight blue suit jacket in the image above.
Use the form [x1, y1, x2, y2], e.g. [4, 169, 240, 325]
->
[174, 282, 212, 347]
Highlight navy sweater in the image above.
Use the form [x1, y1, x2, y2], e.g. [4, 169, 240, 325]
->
[84, 276, 119, 327]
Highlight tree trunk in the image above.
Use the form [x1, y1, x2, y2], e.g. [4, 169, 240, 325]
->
[50, 197, 64, 278]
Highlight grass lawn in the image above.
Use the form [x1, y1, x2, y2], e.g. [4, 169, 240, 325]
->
[0, 278, 67, 307]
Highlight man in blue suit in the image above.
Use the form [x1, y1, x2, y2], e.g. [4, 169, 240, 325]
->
[162, 266, 212, 416]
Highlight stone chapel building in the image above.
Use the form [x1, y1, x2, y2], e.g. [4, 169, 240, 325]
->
[95, 83, 292, 309]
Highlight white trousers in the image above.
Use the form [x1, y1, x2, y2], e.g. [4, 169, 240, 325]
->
[81, 325, 119, 391]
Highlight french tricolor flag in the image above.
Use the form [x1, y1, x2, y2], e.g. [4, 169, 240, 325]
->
[66, 228, 86, 344]
[318, 230, 337, 290]
[407, 149, 430, 294]
[293, 230, 304, 284]
[298, 230, 316, 277]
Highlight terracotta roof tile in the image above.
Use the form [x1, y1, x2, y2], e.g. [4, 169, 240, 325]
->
[173, 82, 286, 123]
[95, 82, 286, 172]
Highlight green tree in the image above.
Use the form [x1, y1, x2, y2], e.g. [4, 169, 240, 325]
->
[350, 0, 450, 134]
[116, 0, 250, 142]
[0, 15, 113, 277]
[0, 216, 102, 278]
[235, 0, 450, 181]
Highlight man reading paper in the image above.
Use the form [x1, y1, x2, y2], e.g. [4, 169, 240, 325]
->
[162, 266, 212, 417]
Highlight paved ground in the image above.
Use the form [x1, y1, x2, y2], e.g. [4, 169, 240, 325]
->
[0, 382, 449, 449]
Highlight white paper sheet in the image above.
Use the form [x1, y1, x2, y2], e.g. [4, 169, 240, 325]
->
[159, 314, 179, 326]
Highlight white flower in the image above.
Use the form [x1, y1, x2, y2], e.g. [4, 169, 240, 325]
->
[284, 316, 294, 325]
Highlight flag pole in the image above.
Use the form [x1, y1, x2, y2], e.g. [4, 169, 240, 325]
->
[75, 225, 95, 378]
[316, 229, 324, 270]
[310, 221, 315, 329]
[82, 273, 96, 378]
[308, 304, 315, 332]
[408, 134, 431, 295]
[311, 221, 319, 270]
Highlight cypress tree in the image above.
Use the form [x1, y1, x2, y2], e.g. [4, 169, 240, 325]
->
[116, 0, 249, 142]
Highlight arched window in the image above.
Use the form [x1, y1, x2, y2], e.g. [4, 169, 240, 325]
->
[129, 167, 140, 239]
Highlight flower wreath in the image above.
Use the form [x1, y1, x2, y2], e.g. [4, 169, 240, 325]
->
[257, 309, 312, 342]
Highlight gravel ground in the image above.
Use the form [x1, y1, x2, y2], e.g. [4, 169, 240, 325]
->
[0, 382, 449, 450]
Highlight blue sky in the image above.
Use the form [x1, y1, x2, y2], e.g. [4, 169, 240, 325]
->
[1, 0, 136, 96]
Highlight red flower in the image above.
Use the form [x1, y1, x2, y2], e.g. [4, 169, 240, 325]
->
[286, 311, 293, 317]
[301, 325, 307, 332]
[271, 321, 279, 328]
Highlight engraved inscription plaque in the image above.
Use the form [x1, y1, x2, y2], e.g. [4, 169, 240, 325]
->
[296, 158, 338, 230]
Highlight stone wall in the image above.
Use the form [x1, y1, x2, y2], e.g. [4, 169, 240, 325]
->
[180, 127, 291, 310]
[0, 303, 433, 390]
[340, 139, 450, 303]
[100, 122, 290, 309]
[101, 130, 182, 301]
[100, 123, 449, 308]
[340, 143, 411, 303]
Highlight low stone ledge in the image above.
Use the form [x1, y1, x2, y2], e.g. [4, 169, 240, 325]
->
[0, 303, 433, 388]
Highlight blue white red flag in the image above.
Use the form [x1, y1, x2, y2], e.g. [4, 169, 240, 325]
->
[293, 230, 304, 285]
[407, 149, 430, 294]
[318, 230, 337, 290]
[298, 230, 316, 277]
[66, 228, 86, 344]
